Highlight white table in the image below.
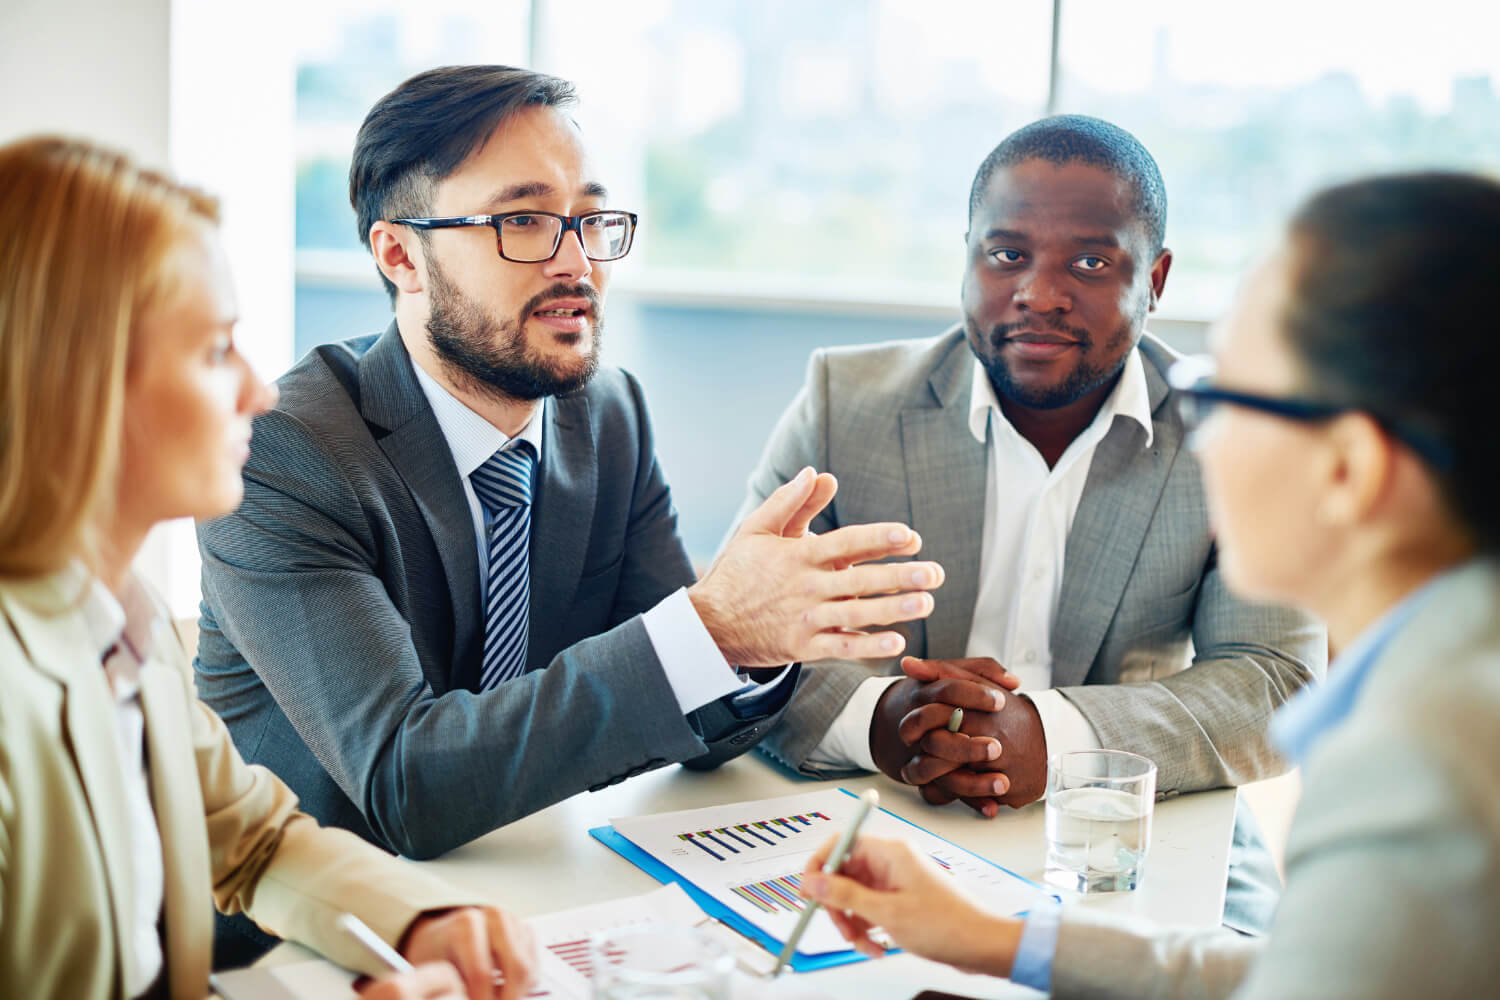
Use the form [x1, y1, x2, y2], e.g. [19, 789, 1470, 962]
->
[266, 757, 1236, 999]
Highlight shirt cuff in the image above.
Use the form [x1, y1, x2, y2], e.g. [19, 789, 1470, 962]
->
[1028, 688, 1102, 758]
[805, 675, 902, 773]
[641, 588, 743, 714]
[1009, 895, 1062, 992]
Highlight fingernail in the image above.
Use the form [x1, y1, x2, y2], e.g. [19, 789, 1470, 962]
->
[990, 691, 1005, 710]
[796, 467, 813, 484]
[881, 636, 899, 652]
[803, 874, 827, 898]
[984, 802, 999, 818]
[901, 596, 922, 613]
[905, 567, 929, 587]
[986, 741, 1000, 760]
[888, 526, 909, 544]
[993, 776, 1010, 795]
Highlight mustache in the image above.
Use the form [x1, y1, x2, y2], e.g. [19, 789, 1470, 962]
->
[520, 282, 602, 316]
[990, 316, 1091, 344]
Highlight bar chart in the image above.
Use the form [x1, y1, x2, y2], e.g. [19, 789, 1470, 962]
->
[676, 811, 832, 861]
[729, 872, 807, 914]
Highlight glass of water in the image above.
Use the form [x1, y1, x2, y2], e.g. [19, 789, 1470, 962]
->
[1044, 749, 1157, 893]
[591, 925, 732, 1000]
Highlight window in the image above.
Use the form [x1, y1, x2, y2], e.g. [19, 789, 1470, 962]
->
[1057, 0, 1500, 317]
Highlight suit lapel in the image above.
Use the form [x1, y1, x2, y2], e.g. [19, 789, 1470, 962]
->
[0, 573, 140, 990]
[359, 324, 483, 690]
[900, 334, 985, 658]
[526, 392, 597, 668]
[1049, 344, 1179, 687]
[138, 628, 213, 998]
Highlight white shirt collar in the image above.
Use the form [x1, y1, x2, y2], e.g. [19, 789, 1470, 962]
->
[76, 568, 159, 700]
[967, 341, 1155, 451]
[411, 361, 547, 479]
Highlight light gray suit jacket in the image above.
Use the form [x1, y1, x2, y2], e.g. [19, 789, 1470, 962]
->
[1050, 558, 1500, 998]
[746, 329, 1325, 795]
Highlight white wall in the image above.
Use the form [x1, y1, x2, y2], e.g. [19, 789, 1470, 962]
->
[0, 0, 172, 163]
[2, 0, 297, 616]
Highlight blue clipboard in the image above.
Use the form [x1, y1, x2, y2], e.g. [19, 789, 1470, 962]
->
[589, 787, 1055, 974]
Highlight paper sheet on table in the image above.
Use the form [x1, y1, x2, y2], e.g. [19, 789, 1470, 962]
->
[212, 959, 357, 999]
[609, 788, 1051, 957]
[213, 883, 757, 1000]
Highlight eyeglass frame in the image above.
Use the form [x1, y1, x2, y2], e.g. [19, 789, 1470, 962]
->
[389, 210, 639, 263]
[1167, 356, 1452, 472]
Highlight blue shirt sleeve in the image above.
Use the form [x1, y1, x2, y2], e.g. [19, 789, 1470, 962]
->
[1009, 896, 1063, 993]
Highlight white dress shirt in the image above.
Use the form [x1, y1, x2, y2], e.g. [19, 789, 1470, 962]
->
[810, 346, 1155, 771]
[79, 573, 166, 999]
[411, 361, 742, 714]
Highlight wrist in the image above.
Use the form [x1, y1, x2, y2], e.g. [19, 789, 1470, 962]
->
[962, 910, 1025, 979]
[687, 582, 735, 660]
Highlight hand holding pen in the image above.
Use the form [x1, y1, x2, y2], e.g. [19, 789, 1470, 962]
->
[340, 911, 536, 1000]
[795, 834, 1026, 979]
[772, 789, 880, 976]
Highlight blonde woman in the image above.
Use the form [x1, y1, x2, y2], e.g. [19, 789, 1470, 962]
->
[0, 137, 538, 1000]
[798, 173, 1500, 997]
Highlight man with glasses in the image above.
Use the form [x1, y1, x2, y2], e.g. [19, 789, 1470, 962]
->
[194, 65, 943, 960]
[740, 115, 1326, 934]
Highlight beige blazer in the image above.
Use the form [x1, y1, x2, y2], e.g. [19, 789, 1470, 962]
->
[0, 569, 483, 1000]
[1049, 558, 1500, 998]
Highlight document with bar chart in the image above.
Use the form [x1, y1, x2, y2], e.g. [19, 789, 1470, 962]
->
[595, 788, 1052, 965]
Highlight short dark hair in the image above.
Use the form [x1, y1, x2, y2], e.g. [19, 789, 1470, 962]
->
[1284, 172, 1500, 555]
[968, 114, 1167, 254]
[350, 65, 577, 303]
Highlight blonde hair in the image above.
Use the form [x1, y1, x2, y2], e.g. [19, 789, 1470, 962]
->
[0, 137, 220, 578]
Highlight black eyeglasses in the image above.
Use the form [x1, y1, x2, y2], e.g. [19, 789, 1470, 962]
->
[390, 210, 638, 263]
[1167, 356, 1452, 471]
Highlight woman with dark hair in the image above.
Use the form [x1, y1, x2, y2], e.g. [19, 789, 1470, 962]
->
[796, 172, 1500, 998]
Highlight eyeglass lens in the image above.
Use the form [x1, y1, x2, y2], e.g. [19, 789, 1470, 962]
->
[498, 213, 633, 262]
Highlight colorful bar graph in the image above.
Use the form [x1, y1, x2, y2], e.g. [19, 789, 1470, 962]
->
[679, 833, 721, 861]
[674, 813, 832, 859]
[730, 873, 808, 914]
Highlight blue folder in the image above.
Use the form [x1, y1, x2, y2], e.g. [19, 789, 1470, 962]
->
[589, 787, 1054, 974]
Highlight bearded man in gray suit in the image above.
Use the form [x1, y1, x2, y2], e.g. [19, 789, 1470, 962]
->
[194, 66, 944, 963]
[743, 116, 1326, 931]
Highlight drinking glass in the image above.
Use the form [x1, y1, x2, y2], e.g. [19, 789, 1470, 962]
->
[1044, 749, 1157, 892]
[591, 925, 733, 1000]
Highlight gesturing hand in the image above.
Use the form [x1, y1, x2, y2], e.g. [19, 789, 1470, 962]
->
[799, 834, 1022, 977]
[690, 467, 945, 666]
[399, 906, 538, 1000]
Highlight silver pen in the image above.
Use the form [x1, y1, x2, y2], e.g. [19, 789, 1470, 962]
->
[772, 788, 879, 978]
[337, 912, 416, 975]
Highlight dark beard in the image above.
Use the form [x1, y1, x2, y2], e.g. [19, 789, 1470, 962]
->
[971, 315, 1135, 410]
[425, 256, 602, 402]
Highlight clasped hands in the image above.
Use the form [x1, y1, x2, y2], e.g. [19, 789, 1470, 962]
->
[869, 656, 1049, 816]
[690, 467, 1042, 816]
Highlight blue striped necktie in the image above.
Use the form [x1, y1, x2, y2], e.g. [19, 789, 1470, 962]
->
[469, 441, 536, 690]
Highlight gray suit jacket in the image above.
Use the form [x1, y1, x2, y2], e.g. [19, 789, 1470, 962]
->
[196, 324, 790, 860]
[1050, 558, 1500, 998]
[747, 329, 1325, 795]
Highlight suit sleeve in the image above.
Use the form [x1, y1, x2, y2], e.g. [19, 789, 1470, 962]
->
[197, 408, 711, 860]
[1057, 557, 1326, 795]
[173, 650, 483, 977]
[731, 349, 890, 776]
[1049, 694, 1490, 999]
